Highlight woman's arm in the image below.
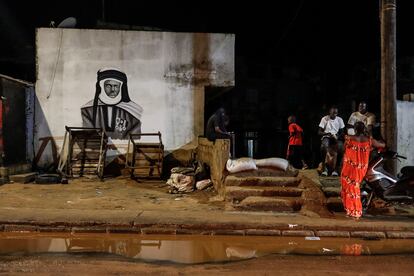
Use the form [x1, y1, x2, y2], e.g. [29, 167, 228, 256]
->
[372, 138, 386, 149]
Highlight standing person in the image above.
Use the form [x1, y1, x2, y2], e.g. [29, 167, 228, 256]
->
[318, 106, 345, 176]
[286, 115, 308, 169]
[341, 122, 385, 219]
[347, 101, 376, 136]
[206, 108, 231, 142]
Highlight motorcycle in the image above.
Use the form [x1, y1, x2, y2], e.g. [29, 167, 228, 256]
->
[361, 150, 414, 211]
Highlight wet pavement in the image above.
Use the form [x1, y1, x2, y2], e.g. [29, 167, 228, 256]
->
[0, 232, 414, 264]
[1, 251, 414, 275]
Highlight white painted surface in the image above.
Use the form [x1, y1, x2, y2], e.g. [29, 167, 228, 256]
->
[397, 100, 414, 172]
[35, 28, 234, 166]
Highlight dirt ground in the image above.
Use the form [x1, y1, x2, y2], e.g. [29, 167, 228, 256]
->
[0, 176, 223, 212]
[0, 254, 413, 275]
[0, 171, 413, 234]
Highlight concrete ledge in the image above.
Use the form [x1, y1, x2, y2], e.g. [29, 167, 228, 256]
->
[245, 229, 281, 236]
[212, 230, 245, 236]
[282, 230, 314, 237]
[71, 226, 107, 233]
[315, 231, 350, 238]
[141, 228, 177, 235]
[38, 226, 70, 232]
[350, 231, 386, 239]
[4, 224, 38, 232]
[0, 222, 413, 239]
[386, 231, 414, 239]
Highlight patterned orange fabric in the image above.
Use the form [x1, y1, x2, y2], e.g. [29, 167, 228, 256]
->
[340, 135, 371, 218]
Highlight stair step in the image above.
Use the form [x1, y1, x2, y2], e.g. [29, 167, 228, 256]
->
[225, 175, 301, 187]
[326, 197, 344, 212]
[232, 196, 302, 212]
[322, 187, 341, 197]
[230, 167, 298, 178]
[226, 186, 303, 201]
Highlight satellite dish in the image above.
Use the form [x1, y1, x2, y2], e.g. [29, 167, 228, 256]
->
[57, 17, 77, 28]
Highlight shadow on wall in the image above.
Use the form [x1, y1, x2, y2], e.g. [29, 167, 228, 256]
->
[33, 94, 58, 172]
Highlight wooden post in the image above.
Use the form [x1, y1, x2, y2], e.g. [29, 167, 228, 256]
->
[380, 0, 397, 174]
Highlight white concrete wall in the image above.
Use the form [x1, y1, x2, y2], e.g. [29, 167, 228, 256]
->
[397, 100, 414, 172]
[35, 28, 234, 166]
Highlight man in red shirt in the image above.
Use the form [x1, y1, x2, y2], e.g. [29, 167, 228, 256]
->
[286, 115, 308, 169]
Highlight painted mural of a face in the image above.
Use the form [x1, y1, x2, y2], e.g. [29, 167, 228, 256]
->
[81, 68, 143, 139]
[104, 80, 121, 98]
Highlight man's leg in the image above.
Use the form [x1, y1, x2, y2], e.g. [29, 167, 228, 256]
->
[320, 138, 330, 175]
[335, 140, 344, 173]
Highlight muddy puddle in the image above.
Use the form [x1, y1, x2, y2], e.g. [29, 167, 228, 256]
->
[0, 233, 413, 264]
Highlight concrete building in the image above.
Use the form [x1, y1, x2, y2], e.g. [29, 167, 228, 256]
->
[34, 28, 234, 168]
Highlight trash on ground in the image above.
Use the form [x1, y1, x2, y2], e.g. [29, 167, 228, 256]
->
[196, 179, 212, 190]
[167, 173, 195, 193]
[288, 224, 298, 228]
[305, 237, 321, 241]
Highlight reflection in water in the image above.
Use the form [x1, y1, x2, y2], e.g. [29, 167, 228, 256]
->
[0, 233, 413, 264]
[341, 244, 363, 256]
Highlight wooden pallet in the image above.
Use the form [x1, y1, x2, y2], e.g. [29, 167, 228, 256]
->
[59, 127, 107, 179]
[126, 132, 164, 179]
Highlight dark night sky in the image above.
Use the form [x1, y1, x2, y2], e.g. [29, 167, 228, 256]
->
[1, 0, 414, 81]
[1, 0, 413, 159]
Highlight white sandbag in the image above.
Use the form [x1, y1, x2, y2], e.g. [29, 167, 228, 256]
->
[226, 158, 257, 173]
[254, 157, 289, 171]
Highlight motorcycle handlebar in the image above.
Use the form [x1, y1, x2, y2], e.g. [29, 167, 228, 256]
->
[396, 154, 407, 160]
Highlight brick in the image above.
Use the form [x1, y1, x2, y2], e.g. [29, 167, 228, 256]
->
[71, 226, 107, 233]
[316, 231, 350, 238]
[350, 231, 386, 239]
[386, 231, 414, 239]
[282, 230, 314, 237]
[141, 228, 177, 235]
[213, 230, 245, 236]
[106, 227, 141, 234]
[4, 224, 38, 232]
[176, 229, 213, 235]
[245, 229, 281, 236]
[38, 226, 70, 232]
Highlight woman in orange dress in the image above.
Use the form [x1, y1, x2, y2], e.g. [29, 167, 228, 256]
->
[341, 122, 385, 219]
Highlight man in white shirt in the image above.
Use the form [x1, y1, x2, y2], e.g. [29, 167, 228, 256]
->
[347, 101, 376, 136]
[318, 106, 345, 176]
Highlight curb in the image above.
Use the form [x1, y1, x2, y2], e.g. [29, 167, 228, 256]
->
[1, 222, 414, 239]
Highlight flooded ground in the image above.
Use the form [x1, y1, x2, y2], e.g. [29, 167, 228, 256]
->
[0, 233, 414, 264]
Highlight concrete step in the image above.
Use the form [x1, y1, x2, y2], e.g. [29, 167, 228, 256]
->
[322, 187, 341, 198]
[326, 197, 344, 212]
[9, 172, 37, 183]
[226, 186, 303, 202]
[230, 167, 298, 178]
[232, 196, 302, 212]
[224, 175, 301, 187]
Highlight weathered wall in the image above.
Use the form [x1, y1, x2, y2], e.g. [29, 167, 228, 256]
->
[35, 28, 234, 167]
[0, 76, 33, 165]
[397, 100, 414, 172]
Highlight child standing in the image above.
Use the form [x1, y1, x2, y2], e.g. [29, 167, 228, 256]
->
[286, 115, 308, 169]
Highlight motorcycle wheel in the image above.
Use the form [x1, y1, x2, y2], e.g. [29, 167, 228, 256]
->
[361, 190, 374, 212]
